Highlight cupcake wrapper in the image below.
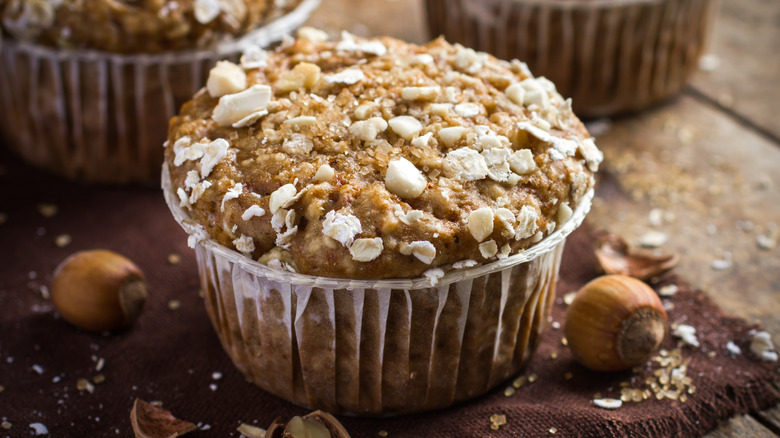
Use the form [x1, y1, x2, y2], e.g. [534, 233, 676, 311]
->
[0, 0, 320, 184]
[162, 164, 593, 415]
[425, 0, 719, 117]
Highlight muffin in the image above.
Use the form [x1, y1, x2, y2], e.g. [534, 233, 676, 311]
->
[162, 31, 602, 415]
[0, 0, 318, 183]
[424, 0, 719, 117]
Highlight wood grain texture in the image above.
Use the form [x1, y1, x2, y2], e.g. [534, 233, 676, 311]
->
[689, 0, 780, 141]
[703, 415, 777, 438]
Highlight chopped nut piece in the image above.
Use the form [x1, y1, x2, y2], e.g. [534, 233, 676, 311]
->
[350, 117, 388, 141]
[594, 233, 679, 281]
[385, 158, 427, 199]
[437, 126, 466, 147]
[489, 413, 507, 431]
[298, 26, 329, 43]
[207, 61, 247, 98]
[454, 102, 481, 117]
[401, 86, 440, 101]
[388, 116, 422, 141]
[556, 202, 573, 226]
[237, 423, 266, 438]
[130, 399, 198, 438]
[508, 149, 536, 175]
[750, 331, 777, 361]
[322, 210, 362, 248]
[468, 208, 494, 242]
[212, 85, 272, 127]
[672, 324, 700, 348]
[325, 68, 365, 85]
[313, 164, 336, 183]
[479, 240, 498, 258]
[277, 62, 321, 91]
[442, 147, 489, 182]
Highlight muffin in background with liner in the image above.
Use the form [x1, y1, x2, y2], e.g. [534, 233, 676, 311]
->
[162, 30, 602, 415]
[0, 0, 320, 183]
[424, 0, 719, 118]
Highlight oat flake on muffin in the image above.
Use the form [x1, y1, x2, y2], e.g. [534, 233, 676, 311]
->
[164, 30, 603, 279]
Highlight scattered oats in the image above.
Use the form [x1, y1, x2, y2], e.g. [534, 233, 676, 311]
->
[479, 240, 498, 259]
[269, 184, 298, 214]
[350, 237, 384, 262]
[336, 31, 387, 56]
[32, 364, 44, 375]
[221, 182, 243, 211]
[168, 299, 182, 310]
[240, 46, 268, 69]
[282, 133, 314, 155]
[512, 375, 527, 389]
[593, 398, 622, 409]
[550, 321, 561, 330]
[325, 68, 365, 85]
[504, 386, 516, 397]
[1, 421, 10, 430]
[658, 284, 679, 297]
[93, 374, 105, 384]
[209, 383, 218, 391]
[55, 234, 71, 247]
[410, 53, 434, 65]
[385, 158, 427, 199]
[423, 268, 444, 286]
[698, 54, 721, 72]
[193, 0, 220, 23]
[211, 371, 222, 380]
[549, 427, 558, 435]
[95, 357, 105, 372]
[452, 259, 478, 269]
[672, 324, 700, 348]
[350, 117, 388, 141]
[322, 210, 362, 247]
[707, 351, 717, 358]
[443, 147, 489, 182]
[409, 241, 436, 264]
[207, 61, 247, 98]
[167, 253, 181, 265]
[639, 231, 667, 248]
[237, 423, 266, 438]
[285, 116, 317, 128]
[711, 258, 731, 270]
[514, 205, 540, 240]
[561, 337, 568, 346]
[29, 423, 48, 435]
[37, 204, 58, 218]
[77, 378, 95, 394]
[550, 352, 558, 360]
[505, 82, 525, 106]
[528, 373, 538, 383]
[199, 138, 230, 177]
[726, 341, 742, 355]
[750, 331, 776, 361]
[378, 431, 389, 438]
[489, 413, 506, 431]
[411, 132, 433, 148]
[233, 235, 255, 255]
[648, 208, 664, 227]
[563, 292, 577, 306]
[756, 234, 776, 251]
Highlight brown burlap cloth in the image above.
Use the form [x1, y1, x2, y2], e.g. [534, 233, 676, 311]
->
[0, 148, 778, 437]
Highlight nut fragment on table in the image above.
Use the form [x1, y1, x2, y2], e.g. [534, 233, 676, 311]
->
[51, 250, 147, 332]
[130, 399, 198, 438]
[594, 233, 679, 281]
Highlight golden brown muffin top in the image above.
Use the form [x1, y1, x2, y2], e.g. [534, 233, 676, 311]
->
[164, 31, 603, 280]
[0, 0, 300, 53]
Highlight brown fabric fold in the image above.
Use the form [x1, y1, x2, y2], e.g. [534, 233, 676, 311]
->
[0, 148, 777, 437]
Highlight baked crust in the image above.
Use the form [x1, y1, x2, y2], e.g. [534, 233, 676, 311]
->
[164, 32, 603, 279]
[0, 0, 300, 53]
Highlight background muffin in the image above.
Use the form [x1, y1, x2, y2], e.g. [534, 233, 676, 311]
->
[424, 0, 719, 117]
[0, 0, 318, 183]
[162, 31, 600, 415]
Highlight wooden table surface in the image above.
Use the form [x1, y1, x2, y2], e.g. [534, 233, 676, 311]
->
[303, 0, 780, 435]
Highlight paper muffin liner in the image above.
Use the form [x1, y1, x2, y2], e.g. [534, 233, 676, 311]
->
[0, 0, 320, 184]
[162, 164, 594, 415]
[425, 0, 719, 117]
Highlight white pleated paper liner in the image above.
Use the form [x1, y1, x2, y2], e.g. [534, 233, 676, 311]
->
[0, 0, 320, 184]
[162, 163, 594, 415]
[424, 0, 719, 117]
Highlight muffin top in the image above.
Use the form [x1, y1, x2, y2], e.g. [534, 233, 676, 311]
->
[0, 0, 301, 53]
[164, 31, 603, 280]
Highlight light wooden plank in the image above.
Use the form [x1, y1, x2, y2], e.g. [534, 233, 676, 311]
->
[689, 0, 780, 141]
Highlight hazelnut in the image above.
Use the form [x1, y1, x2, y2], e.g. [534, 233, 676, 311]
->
[564, 275, 668, 372]
[51, 250, 147, 332]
